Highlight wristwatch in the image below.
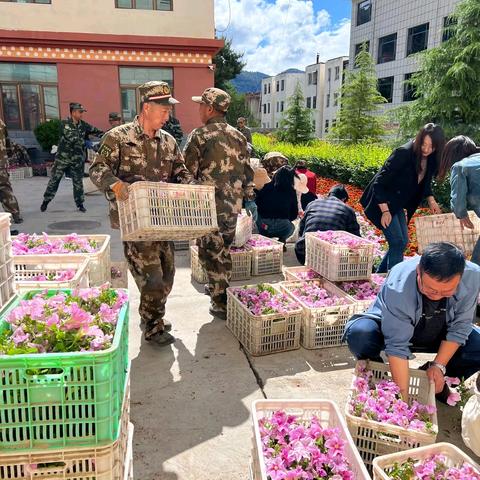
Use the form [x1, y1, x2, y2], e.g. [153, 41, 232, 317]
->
[429, 361, 446, 375]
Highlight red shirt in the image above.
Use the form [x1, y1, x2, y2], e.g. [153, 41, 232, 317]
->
[296, 168, 317, 194]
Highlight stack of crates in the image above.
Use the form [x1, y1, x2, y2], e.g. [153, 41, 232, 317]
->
[0, 213, 15, 310]
[0, 289, 133, 480]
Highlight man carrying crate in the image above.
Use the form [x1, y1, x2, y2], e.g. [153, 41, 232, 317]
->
[89, 81, 193, 347]
[183, 88, 255, 319]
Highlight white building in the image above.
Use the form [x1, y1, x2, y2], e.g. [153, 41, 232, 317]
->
[349, 0, 462, 111]
[305, 59, 325, 138]
[260, 71, 305, 129]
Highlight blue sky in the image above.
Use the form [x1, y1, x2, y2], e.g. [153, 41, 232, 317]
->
[214, 0, 352, 75]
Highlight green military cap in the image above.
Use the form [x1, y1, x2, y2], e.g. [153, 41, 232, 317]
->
[138, 81, 179, 105]
[70, 102, 86, 112]
[109, 112, 122, 121]
[192, 87, 231, 113]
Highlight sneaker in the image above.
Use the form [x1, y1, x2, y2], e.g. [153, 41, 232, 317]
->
[12, 215, 23, 224]
[209, 303, 227, 320]
[40, 201, 49, 212]
[145, 331, 175, 347]
[77, 204, 87, 213]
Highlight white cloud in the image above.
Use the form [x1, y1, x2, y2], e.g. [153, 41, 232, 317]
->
[214, 0, 351, 75]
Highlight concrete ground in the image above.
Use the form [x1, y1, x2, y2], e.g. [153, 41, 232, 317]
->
[7, 176, 480, 479]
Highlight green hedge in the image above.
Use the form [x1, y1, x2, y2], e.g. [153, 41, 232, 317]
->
[252, 133, 451, 210]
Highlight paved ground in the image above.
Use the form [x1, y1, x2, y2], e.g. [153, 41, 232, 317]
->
[7, 176, 480, 479]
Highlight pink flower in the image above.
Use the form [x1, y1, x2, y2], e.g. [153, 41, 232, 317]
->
[447, 391, 461, 406]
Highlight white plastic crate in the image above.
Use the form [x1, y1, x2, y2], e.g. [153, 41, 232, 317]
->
[252, 399, 370, 480]
[46, 165, 53, 177]
[173, 240, 191, 251]
[305, 231, 375, 281]
[123, 423, 134, 480]
[346, 361, 438, 469]
[415, 211, 480, 256]
[190, 246, 252, 283]
[280, 279, 355, 349]
[226, 284, 302, 356]
[246, 235, 283, 276]
[0, 214, 15, 309]
[14, 256, 90, 292]
[117, 181, 218, 241]
[282, 266, 322, 281]
[13, 234, 111, 286]
[233, 210, 253, 247]
[7, 168, 25, 181]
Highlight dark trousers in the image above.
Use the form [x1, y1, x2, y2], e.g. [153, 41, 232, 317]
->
[377, 211, 408, 273]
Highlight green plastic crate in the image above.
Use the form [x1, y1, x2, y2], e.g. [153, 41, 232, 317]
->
[0, 289, 129, 451]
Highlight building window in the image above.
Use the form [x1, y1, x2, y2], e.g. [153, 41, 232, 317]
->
[332, 119, 337, 128]
[378, 76, 394, 103]
[307, 73, 312, 85]
[276, 81, 280, 92]
[0, 63, 59, 130]
[281, 79, 285, 91]
[327, 68, 331, 82]
[334, 66, 340, 81]
[312, 119, 316, 131]
[276, 102, 279, 112]
[354, 41, 370, 67]
[276, 122, 278, 128]
[356, 0, 372, 26]
[268, 84, 271, 94]
[407, 23, 429, 56]
[378, 33, 397, 64]
[403, 73, 417, 102]
[306, 97, 311, 109]
[443, 16, 457, 42]
[0, 0, 51, 3]
[325, 119, 329, 133]
[333, 93, 339, 106]
[268, 103, 270, 114]
[326, 94, 330, 108]
[263, 84, 267, 95]
[312, 96, 317, 109]
[263, 104, 266, 114]
[119, 66, 173, 121]
[280, 101, 284, 112]
[116, 0, 172, 10]
[312, 71, 318, 85]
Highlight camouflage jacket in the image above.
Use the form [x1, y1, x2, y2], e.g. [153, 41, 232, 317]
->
[237, 126, 252, 144]
[162, 116, 184, 146]
[57, 117, 103, 162]
[183, 116, 255, 221]
[0, 119, 8, 170]
[89, 116, 193, 229]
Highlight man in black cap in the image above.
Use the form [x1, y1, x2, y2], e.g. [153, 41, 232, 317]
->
[108, 112, 122, 131]
[295, 184, 361, 264]
[41, 102, 103, 212]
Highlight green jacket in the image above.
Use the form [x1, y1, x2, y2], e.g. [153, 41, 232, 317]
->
[57, 117, 103, 161]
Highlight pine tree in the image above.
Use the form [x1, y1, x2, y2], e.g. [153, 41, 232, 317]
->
[329, 45, 387, 144]
[277, 83, 314, 145]
[213, 38, 245, 91]
[397, 0, 480, 140]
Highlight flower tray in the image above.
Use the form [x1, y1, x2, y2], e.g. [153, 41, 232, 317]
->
[0, 289, 129, 451]
[305, 230, 375, 281]
[280, 279, 355, 349]
[345, 361, 438, 470]
[233, 210, 253, 247]
[0, 214, 15, 310]
[245, 235, 283, 276]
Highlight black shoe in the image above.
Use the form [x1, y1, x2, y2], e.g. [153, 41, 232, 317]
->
[77, 204, 87, 213]
[145, 331, 175, 346]
[40, 201, 49, 212]
[12, 216, 23, 224]
[209, 304, 227, 320]
[10, 229, 19, 236]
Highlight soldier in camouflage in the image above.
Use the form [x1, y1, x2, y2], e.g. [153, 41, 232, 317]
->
[236, 117, 252, 144]
[162, 113, 184, 146]
[7, 140, 31, 168]
[261, 151, 289, 176]
[90, 81, 193, 347]
[108, 112, 123, 131]
[184, 87, 255, 319]
[41, 102, 103, 213]
[0, 119, 23, 223]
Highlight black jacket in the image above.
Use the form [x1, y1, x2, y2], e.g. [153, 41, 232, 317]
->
[360, 141, 437, 230]
[256, 182, 298, 221]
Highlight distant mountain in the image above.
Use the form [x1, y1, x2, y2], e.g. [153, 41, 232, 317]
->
[280, 68, 304, 74]
[231, 71, 269, 93]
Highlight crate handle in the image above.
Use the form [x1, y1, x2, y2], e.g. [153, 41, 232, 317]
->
[25, 367, 65, 382]
[324, 314, 342, 326]
[26, 461, 68, 474]
[271, 318, 286, 335]
[378, 431, 401, 444]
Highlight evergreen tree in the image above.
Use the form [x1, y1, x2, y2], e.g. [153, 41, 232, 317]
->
[397, 0, 480, 140]
[277, 83, 314, 145]
[225, 83, 258, 127]
[329, 45, 387, 144]
[213, 38, 245, 91]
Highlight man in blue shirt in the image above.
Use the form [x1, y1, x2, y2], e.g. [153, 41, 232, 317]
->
[344, 242, 480, 403]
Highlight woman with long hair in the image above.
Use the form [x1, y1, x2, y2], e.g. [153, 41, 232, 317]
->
[361, 123, 445, 272]
[439, 135, 480, 264]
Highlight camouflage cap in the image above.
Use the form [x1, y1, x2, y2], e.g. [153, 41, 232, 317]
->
[138, 81, 179, 105]
[263, 151, 288, 163]
[109, 112, 122, 121]
[70, 102, 86, 112]
[192, 87, 231, 113]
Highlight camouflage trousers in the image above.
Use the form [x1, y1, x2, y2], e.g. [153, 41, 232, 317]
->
[197, 215, 238, 307]
[0, 169, 20, 217]
[123, 240, 175, 339]
[43, 157, 84, 206]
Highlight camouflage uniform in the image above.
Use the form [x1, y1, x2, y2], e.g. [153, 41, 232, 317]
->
[237, 125, 252, 144]
[0, 119, 22, 221]
[43, 106, 103, 207]
[89, 81, 192, 340]
[261, 151, 289, 176]
[162, 115, 184, 146]
[184, 88, 255, 309]
[107, 112, 123, 132]
[7, 140, 30, 168]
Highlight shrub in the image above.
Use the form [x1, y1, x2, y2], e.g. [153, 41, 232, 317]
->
[34, 119, 61, 152]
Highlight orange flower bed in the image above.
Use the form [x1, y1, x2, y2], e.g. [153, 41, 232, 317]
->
[316, 177, 430, 256]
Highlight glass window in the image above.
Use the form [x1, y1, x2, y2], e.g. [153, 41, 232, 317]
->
[312, 96, 317, 109]
[0, 0, 51, 3]
[43, 86, 59, 120]
[335, 66, 340, 80]
[312, 71, 317, 85]
[264, 84, 267, 94]
[117, 0, 132, 6]
[263, 104, 266, 114]
[333, 93, 339, 106]
[116, 0, 172, 9]
[443, 16, 456, 42]
[306, 97, 311, 109]
[1, 85, 21, 130]
[327, 68, 331, 81]
[325, 119, 329, 133]
[268, 103, 270, 114]
[280, 101, 284, 112]
[357, 0, 371, 26]
[276, 81, 279, 92]
[0, 63, 57, 83]
[312, 119, 316, 131]
[119, 66, 173, 85]
[378, 33, 397, 64]
[378, 76, 394, 103]
[268, 84, 271, 93]
[354, 41, 370, 65]
[407, 23, 429, 56]
[276, 102, 279, 112]
[308, 73, 312, 85]
[403, 73, 417, 102]
[121, 89, 137, 122]
[20, 84, 41, 131]
[281, 80, 285, 91]
[326, 94, 330, 108]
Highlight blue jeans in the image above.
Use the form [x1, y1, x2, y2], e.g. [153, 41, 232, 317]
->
[344, 317, 480, 380]
[257, 216, 295, 243]
[377, 211, 408, 273]
[471, 236, 480, 266]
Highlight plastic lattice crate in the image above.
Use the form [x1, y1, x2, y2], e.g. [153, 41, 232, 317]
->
[251, 399, 370, 480]
[0, 289, 129, 451]
[282, 266, 322, 281]
[345, 361, 438, 470]
[118, 181, 218, 241]
[305, 231, 375, 281]
[245, 235, 283, 276]
[233, 211, 253, 247]
[226, 284, 302, 356]
[279, 279, 355, 349]
[372, 442, 480, 480]
[0, 214, 15, 310]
